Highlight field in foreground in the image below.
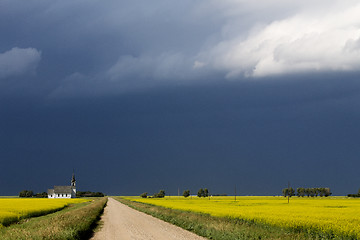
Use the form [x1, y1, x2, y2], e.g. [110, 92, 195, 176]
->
[0, 197, 107, 240]
[0, 198, 90, 227]
[122, 196, 360, 239]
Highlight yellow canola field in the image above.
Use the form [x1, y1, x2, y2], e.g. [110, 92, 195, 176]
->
[0, 198, 89, 227]
[127, 196, 360, 238]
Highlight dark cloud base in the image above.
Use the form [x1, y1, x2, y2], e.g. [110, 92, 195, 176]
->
[2, 1, 360, 197]
[1, 75, 360, 196]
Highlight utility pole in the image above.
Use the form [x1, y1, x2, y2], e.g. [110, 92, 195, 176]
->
[178, 188, 180, 198]
[235, 184, 237, 201]
[288, 181, 290, 204]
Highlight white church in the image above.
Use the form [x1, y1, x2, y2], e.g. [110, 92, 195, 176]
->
[48, 173, 76, 198]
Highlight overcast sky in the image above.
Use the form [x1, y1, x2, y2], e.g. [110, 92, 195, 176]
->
[1, 0, 360, 196]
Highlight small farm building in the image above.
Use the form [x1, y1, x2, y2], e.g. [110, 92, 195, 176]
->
[48, 173, 76, 198]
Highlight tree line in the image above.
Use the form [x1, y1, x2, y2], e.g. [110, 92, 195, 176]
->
[347, 189, 360, 198]
[76, 191, 105, 197]
[140, 190, 165, 198]
[140, 188, 210, 198]
[19, 190, 48, 198]
[197, 188, 209, 197]
[183, 188, 210, 198]
[282, 187, 332, 197]
[19, 190, 105, 198]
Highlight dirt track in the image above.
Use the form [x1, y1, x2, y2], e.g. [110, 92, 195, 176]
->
[92, 197, 206, 240]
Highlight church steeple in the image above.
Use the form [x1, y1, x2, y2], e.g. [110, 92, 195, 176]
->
[71, 172, 76, 187]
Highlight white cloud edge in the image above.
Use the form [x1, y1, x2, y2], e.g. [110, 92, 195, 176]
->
[0, 47, 42, 79]
[197, 1, 360, 78]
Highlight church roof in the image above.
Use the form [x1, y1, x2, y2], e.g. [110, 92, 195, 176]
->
[53, 186, 73, 194]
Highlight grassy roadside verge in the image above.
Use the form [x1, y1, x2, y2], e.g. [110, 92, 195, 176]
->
[1, 205, 68, 227]
[0, 197, 107, 240]
[114, 197, 312, 240]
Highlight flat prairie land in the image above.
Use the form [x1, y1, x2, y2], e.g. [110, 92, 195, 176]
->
[121, 196, 360, 239]
[0, 198, 90, 227]
[0, 197, 107, 240]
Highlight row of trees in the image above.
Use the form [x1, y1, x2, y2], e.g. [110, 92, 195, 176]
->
[347, 189, 360, 198]
[182, 188, 212, 198]
[183, 188, 210, 198]
[140, 188, 210, 198]
[282, 187, 332, 197]
[19, 190, 48, 198]
[197, 188, 209, 197]
[20, 190, 105, 198]
[76, 191, 105, 197]
[140, 190, 166, 198]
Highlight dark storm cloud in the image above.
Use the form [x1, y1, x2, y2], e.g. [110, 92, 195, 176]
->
[1, 0, 360, 96]
[1, 0, 360, 196]
[116, 76, 360, 196]
[0, 0, 223, 96]
[2, 75, 360, 195]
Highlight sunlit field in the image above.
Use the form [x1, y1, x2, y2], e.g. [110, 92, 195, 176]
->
[0, 198, 90, 227]
[125, 196, 360, 238]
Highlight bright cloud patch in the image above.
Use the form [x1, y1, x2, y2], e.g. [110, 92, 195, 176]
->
[199, 1, 360, 78]
[107, 53, 193, 81]
[0, 47, 41, 79]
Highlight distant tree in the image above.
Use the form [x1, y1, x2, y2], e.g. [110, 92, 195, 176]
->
[295, 187, 332, 197]
[347, 189, 360, 198]
[318, 188, 325, 197]
[307, 188, 313, 197]
[19, 190, 26, 198]
[310, 188, 316, 197]
[324, 188, 332, 197]
[153, 190, 165, 198]
[76, 191, 105, 197]
[34, 192, 48, 198]
[204, 188, 209, 197]
[158, 190, 165, 198]
[290, 187, 295, 197]
[140, 192, 148, 198]
[94, 192, 105, 197]
[198, 188, 204, 198]
[315, 188, 321, 197]
[77, 191, 90, 197]
[282, 188, 294, 197]
[282, 188, 288, 197]
[19, 190, 34, 198]
[297, 188, 305, 197]
[183, 190, 190, 198]
[20, 190, 32, 198]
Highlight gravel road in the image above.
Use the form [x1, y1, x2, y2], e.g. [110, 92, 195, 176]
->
[91, 197, 206, 240]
